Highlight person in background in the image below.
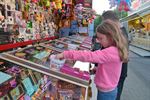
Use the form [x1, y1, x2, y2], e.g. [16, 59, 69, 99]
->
[59, 19, 70, 37]
[128, 30, 133, 43]
[101, 10, 129, 100]
[69, 20, 79, 36]
[54, 20, 128, 100]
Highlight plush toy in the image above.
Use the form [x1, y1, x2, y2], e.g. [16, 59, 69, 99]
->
[50, 2, 57, 9]
[0, 15, 4, 21]
[35, 13, 44, 23]
[15, 11, 26, 28]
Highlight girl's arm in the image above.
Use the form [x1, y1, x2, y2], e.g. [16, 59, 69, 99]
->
[57, 47, 119, 64]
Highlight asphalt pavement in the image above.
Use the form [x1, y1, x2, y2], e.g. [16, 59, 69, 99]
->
[121, 51, 150, 100]
[90, 51, 150, 100]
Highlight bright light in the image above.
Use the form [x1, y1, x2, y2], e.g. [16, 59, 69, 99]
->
[92, 0, 115, 15]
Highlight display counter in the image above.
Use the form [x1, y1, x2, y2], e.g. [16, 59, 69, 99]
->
[0, 35, 92, 100]
[0, 58, 88, 100]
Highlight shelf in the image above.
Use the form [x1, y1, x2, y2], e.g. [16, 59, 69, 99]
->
[0, 36, 56, 51]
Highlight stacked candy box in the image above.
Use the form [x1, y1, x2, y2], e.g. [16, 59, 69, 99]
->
[58, 90, 74, 100]
[67, 35, 85, 43]
[41, 40, 69, 52]
[11, 46, 53, 67]
[59, 37, 81, 45]
[49, 55, 66, 71]
[5, 66, 21, 75]
[78, 46, 91, 50]
[56, 39, 80, 50]
[80, 43, 91, 49]
[60, 65, 90, 81]
[82, 37, 92, 45]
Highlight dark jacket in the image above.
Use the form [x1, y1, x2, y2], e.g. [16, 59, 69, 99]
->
[120, 27, 128, 78]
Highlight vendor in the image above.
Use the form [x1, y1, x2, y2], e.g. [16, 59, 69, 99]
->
[59, 19, 70, 37]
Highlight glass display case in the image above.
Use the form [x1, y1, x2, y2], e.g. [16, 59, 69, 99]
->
[40, 39, 81, 52]
[0, 44, 90, 100]
[0, 58, 88, 100]
[40, 40, 73, 53]
[40, 36, 92, 52]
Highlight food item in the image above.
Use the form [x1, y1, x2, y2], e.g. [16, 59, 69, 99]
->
[15, 52, 26, 58]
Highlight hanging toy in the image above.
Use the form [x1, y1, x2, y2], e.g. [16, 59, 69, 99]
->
[46, 0, 50, 8]
[118, 0, 131, 11]
[51, 2, 56, 9]
[92, 15, 96, 19]
[108, 0, 118, 8]
[61, 9, 65, 13]
[24, 3, 30, 11]
[58, 9, 62, 14]
[31, 0, 38, 3]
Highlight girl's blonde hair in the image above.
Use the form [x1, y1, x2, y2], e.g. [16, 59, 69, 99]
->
[96, 20, 128, 62]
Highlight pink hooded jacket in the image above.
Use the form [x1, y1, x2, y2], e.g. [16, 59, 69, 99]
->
[63, 46, 122, 92]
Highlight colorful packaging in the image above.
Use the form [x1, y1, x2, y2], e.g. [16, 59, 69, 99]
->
[22, 77, 35, 96]
[50, 55, 65, 70]
[60, 65, 90, 80]
[58, 90, 73, 100]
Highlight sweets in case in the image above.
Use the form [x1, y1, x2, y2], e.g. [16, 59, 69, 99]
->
[60, 65, 90, 81]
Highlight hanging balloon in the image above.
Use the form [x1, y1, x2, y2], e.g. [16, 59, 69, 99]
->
[118, 0, 131, 11]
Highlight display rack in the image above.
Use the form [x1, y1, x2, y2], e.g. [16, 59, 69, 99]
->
[0, 45, 90, 100]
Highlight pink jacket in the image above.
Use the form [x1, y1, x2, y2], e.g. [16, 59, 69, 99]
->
[63, 46, 122, 92]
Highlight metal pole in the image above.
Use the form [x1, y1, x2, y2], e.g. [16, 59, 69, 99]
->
[4, 0, 7, 32]
[85, 86, 89, 100]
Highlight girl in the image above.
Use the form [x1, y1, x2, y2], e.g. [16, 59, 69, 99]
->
[55, 20, 128, 100]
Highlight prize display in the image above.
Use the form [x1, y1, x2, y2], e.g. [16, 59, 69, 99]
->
[0, 59, 88, 100]
[0, 35, 92, 100]
[10, 46, 55, 67]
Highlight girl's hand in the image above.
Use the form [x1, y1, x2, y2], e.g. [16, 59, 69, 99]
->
[56, 53, 64, 60]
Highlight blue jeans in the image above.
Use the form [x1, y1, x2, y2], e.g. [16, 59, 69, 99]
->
[97, 87, 117, 100]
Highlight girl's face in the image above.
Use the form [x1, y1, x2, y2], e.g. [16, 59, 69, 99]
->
[96, 32, 113, 48]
